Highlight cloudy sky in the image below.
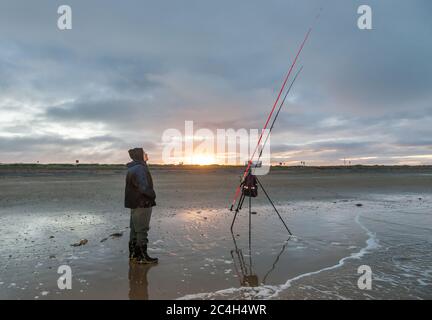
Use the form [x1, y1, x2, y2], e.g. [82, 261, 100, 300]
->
[0, 0, 431, 165]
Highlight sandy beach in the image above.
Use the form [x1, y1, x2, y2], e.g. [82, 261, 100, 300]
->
[0, 165, 431, 299]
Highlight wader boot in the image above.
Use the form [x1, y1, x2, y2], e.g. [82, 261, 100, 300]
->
[129, 241, 137, 260]
[135, 244, 158, 264]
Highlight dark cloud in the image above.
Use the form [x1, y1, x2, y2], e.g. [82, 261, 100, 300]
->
[0, 135, 123, 151]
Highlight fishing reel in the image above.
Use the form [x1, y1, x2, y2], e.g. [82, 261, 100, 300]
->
[242, 173, 258, 198]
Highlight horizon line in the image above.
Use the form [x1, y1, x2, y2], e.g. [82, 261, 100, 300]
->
[1, 163, 432, 168]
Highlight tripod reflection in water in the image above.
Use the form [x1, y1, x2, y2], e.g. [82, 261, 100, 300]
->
[128, 262, 157, 300]
[230, 232, 291, 287]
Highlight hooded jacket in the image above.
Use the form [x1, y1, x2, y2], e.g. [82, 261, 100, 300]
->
[124, 148, 156, 209]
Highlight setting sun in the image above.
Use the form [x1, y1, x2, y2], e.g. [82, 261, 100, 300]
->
[189, 154, 216, 165]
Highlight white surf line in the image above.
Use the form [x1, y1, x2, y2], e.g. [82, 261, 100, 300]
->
[177, 213, 380, 300]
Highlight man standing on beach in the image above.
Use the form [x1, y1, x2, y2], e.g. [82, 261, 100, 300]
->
[125, 148, 158, 264]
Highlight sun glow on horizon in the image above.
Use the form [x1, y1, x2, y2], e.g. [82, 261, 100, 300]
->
[188, 153, 217, 165]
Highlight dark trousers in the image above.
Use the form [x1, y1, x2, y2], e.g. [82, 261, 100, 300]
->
[130, 207, 152, 246]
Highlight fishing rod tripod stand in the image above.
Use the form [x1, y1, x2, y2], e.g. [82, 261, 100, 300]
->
[230, 172, 292, 236]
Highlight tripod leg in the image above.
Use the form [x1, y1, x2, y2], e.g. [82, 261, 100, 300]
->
[248, 195, 252, 272]
[239, 191, 246, 210]
[256, 178, 292, 235]
[230, 193, 245, 232]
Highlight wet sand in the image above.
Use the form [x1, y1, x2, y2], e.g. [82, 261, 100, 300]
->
[0, 166, 431, 299]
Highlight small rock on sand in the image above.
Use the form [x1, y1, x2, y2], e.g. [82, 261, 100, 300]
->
[71, 239, 88, 247]
[100, 232, 124, 242]
[109, 232, 123, 238]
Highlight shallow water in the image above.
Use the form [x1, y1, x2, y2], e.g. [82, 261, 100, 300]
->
[0, 171, 431, 299]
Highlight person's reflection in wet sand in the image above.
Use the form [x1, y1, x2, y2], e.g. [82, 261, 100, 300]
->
[128, 262, 157, 300]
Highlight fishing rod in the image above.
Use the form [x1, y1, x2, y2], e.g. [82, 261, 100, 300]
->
[256, 65, 304, 162]
[229, 8, 322, 210]
[229, 67, 304, 234]
[229, 24, 314, 211]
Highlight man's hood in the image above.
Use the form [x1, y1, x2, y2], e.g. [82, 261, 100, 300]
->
[128, 148, 144, 161]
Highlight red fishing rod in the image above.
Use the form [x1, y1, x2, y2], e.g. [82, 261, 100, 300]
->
[229, 12, 320, 211]
[229, 66, 303, 213]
